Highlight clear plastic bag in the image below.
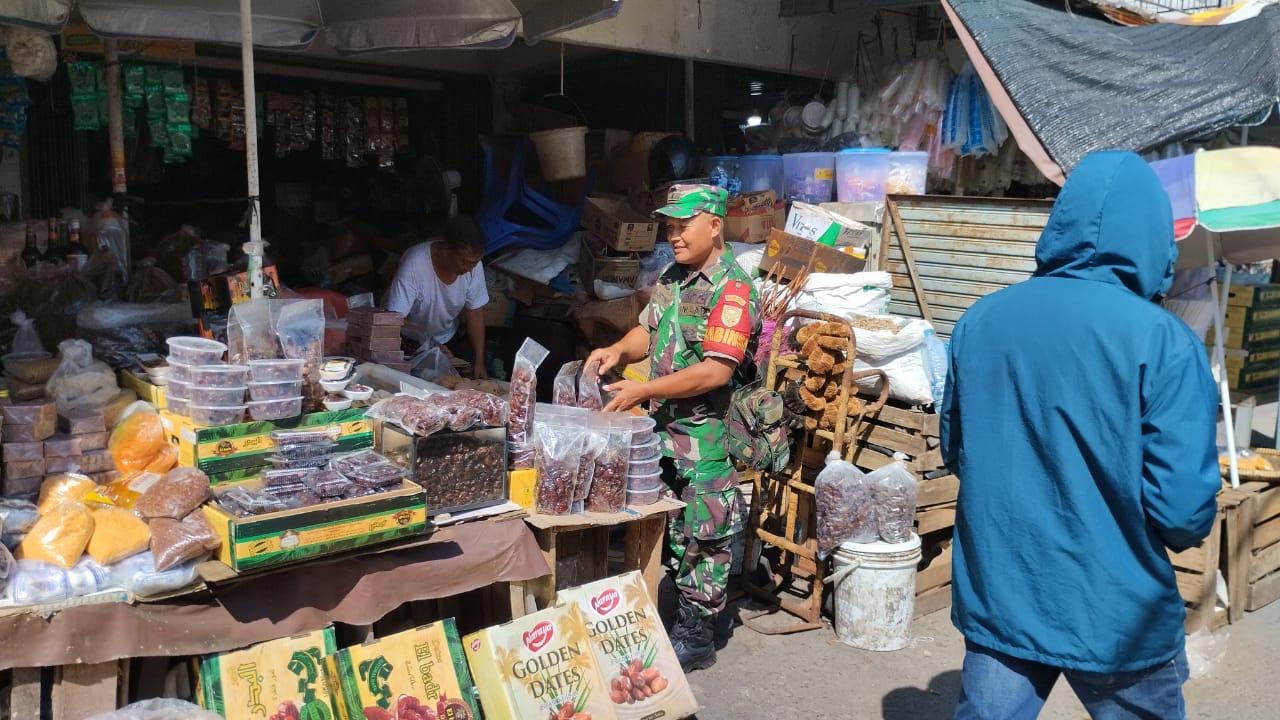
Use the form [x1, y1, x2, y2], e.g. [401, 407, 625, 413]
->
[86, 698, 224, 720]
[86, 508, 151, 565]
[867, 452, 917, 544]
[150, 511, 221, 572]
[108, 403, 167, 474]
[17, 501, 94, 570]
[574, 426, 609, 511]
[135, 467, 211, 520]
[8, 310, 46, 356]
[586, 416, 633, 513]
[66, 555, 110, 597]
[553, 360, 582, 405]
[0, 499, 39, 535]
[9, 560, 69, 605]
[109, 550, 204, 597]
[37, 474, 96, 514]
[410, 342, 460, 383]
[46, 338, 119, 413]
[508, 339, 549, 449]
[0, 521, 13, 597]
[814, 451, 876, 557]
[578, 361, 606, 411]
[277, 299, 326, 410]
[535, 423, 585, 516]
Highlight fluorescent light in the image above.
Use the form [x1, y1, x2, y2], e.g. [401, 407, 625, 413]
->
[746, 115, 763, 127]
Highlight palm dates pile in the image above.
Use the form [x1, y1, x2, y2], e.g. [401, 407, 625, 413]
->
[609, 659, 668, 705]
[547, 702, 591, 720]
[585, 447, 628, 513]
[414, 433, 505, 512]
[814, 461, 876, 555]
[508, 365, 536, 447]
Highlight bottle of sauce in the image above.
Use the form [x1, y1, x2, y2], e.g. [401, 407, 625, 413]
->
[64, 219, 87, 271]
[21, 221, 42, 269]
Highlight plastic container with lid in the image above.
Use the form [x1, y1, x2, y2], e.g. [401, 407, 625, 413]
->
[166, 378, 191, 400]
[835, 148, 891, 202]
[629, 415, 657, 445]
[166, 337, 227, 365]
[188, 364, 250, 388]
[782, 152, 836, 203]
[628, 454, 662, 476]
[188, 404, 246, 427]
[630, 436, 660, 460]
[166, 395, 189, 417]
[248, 358, 306, 383]
[627, 480, 664, 507]
[248, 380, 304, 401]
[738, 155, 784, 195]
[167, 359, 194, 384]
[187, 385, 247, 407]
[248, 396, 303, 421]
[627, 468, 663, 490]
[886, 151, 929, 195]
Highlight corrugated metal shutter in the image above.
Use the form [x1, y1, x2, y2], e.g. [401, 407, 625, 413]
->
[881, 195, 1055, 339]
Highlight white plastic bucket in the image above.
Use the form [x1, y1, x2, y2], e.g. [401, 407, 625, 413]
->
[826, 533, 921, 651]
[530, 126, 588, 180]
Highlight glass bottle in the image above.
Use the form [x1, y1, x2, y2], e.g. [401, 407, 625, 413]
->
[64, 219, 87, 271]
[21, 221, 42, 269]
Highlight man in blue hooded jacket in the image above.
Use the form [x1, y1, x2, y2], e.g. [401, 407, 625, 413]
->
[942, 151, 1219, 720]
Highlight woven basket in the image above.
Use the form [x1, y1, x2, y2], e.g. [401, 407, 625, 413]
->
[1223, 447, 1280, 482]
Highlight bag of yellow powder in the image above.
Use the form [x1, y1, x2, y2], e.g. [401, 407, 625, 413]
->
[87, 507, 152, 565]
[109, 403, 167, 474]
[17, 502, 95, 569]
[37, 474, 96, 514]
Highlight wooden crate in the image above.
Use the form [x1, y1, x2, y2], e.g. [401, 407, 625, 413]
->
[1226, 481, 1280, 613]
[847, 399, 945, 476]
[1169, 502, 1228, 634]
[915, 529, 953, 618]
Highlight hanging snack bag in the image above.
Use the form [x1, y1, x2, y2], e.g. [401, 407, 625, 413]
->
[556, 572, 699, 719]
[867, 452, 918, 544]
[464, 604, 619, 720]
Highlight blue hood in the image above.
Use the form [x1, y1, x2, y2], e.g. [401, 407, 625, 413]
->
[1034, 151, 1177, 300]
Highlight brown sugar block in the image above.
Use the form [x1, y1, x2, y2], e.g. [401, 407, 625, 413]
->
[42, 434, 83, 458]
[347, 307, 404, 326]
[366, 336, 402, 351]
[45, 456, 88, 474]
[79, 449, 116, 474]
[3, 459, 45, 480]
[369, 350, 404, 363]
[58, 408, 107, 435]
[78, 431, 110, 451]
[1, 474, 42, 496]
[90, 470, 120, 485]
[2, 441, 44, 463]
[368, 324, 404, 340]
[3, 402, 56, 427]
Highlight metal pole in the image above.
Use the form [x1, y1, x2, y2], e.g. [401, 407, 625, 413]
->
[103, 40, 127, 202]
[684, 59, 695, 142]
[239, 0, 265, 299]
[1211, 237, 1240, 488]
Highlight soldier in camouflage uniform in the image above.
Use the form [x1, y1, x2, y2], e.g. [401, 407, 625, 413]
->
[588, 184, 757, 672]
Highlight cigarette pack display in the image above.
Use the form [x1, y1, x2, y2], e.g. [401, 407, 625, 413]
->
[57, 407, 106, 435]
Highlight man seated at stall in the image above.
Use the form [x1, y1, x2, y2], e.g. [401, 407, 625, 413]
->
[383, 216, 490, 379]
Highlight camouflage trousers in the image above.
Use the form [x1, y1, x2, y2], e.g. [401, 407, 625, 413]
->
[663, 456, 742, 618]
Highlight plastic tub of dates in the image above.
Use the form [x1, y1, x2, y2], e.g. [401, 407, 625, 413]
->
[627, 479, 664, 507]
[629, 415, 657, 444]
[629, 454, 662, 476]
[381, 424, 508, 516]
[188, 364, 251, 388]
[248, 379, 304, 401]
[248, 396, 304, 421]
[248, 358, 306, 383]
[166, 336, 227, 365]
[187, 385, 247, 406]
[189, 403, 246, 427]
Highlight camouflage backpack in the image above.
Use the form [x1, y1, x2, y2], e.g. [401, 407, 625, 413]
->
[726, 384, 791, 474]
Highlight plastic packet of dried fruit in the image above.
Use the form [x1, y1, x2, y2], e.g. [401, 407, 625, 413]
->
[814, 450, 876, 557]
[587, 415, 633, 513]
[574, 424, 608, 506]
[534, 422, 585, 515]
[556, 572, 698, 719]
[508, 338, 550, 447]
[552, 360, 582, 406]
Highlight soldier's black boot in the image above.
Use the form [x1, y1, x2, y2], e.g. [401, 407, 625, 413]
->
[672, 596, 716, 672]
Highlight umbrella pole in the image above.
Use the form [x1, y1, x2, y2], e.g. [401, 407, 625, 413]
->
[1210, 236, 1240, 488]
[239, 0, 265, 299]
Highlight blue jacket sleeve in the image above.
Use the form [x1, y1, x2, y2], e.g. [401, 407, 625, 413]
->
[940, 323, 961, 469]
[1141, 333, 1220, 552]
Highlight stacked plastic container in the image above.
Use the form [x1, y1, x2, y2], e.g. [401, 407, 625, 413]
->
[626, 415, 662, 506]
[738, 154, 784, 196]
[165, 337, 248, 426]
[247, 358, 306, 420]
[835, 148, 891, 202]
[782, 152, 836, 203]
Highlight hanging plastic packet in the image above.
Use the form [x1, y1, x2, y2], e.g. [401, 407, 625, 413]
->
[553, 360, 582, 406]
[73, 99, 101, 132]
[123, 65, 146, 102]
[165, 92, 191, 125]
[866, 452, 917, 543]
[67, 62, 98, 98]
[161, 66, 185, 95]
[813, 450, 876, 558]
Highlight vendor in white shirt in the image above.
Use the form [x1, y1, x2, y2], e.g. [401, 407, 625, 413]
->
[384, 216, 490, 379]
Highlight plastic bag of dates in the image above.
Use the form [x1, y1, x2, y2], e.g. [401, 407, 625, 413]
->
[463, 603, 618, 720]
[814, 450, 877, 557]
[535, 423, 585, 515]
[572, 427, 608, 512]
[556, 571, 698, 719]
[587, 416, 633, 513]
[552, 360, 582, 406]
[196, 628, 338, 719]
[508, 338, 549, 450]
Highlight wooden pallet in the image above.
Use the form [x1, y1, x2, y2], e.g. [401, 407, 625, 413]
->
[915, 529, 953, 618]
[1170, 502, 1228, 634]
[1224, 481, 1280, 613]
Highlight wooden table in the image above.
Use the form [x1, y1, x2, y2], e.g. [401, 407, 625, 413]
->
[516, 497, 685, 614]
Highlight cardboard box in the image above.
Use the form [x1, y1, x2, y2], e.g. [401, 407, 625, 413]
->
[464, 604, 619, 720]
[119, 370, 167, 410]
[758, 228, 867, 279]
[508, 469, 537, 509]
[582, 197, 659, 253]
[327, 619, 481, 720]
[820, 201, 886, 230]
[164, 407, 373, 485]
[581, 234, 642, 295]
[1226, 284, 1280, 309]
[197, 628, 338, 719]
[203, 478, 427, 572]
[725, 190, 783, 244]
[628, 184, 671, 216]
[556, 572, 699, 719]
[785, 202, 875, 250]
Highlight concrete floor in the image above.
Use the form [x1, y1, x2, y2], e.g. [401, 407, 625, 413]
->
[683, 397, 1280, 719]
